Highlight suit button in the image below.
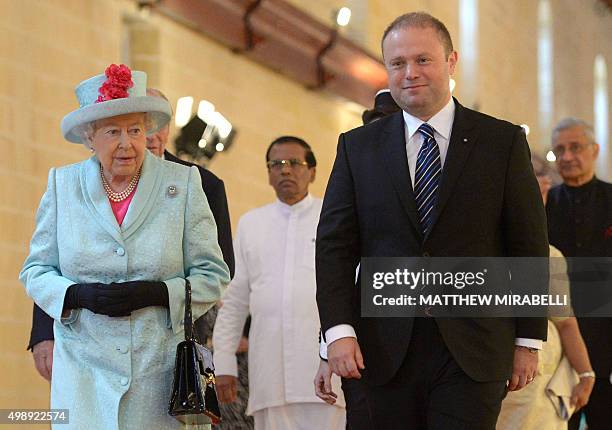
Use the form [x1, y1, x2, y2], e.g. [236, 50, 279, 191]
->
[116, 247, 125, 256]
[576, 242, 582, 248]
[120, 377, 129, 386]
[423, 252, 430, 257]
[117, 345, 129, 354]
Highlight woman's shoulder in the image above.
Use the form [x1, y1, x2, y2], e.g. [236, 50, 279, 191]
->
[53, 158, 93, 180]
[149, 153, 193, 180]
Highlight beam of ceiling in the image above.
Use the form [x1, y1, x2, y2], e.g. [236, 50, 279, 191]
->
[145, 0, 387, 107]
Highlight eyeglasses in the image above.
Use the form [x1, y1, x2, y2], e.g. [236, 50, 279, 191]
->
[552, 143, 592, 157]
[267, 159, 309, 170]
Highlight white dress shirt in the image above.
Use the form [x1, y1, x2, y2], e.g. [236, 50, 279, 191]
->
[214, 194, 344, 415]
[325, 98, 542, 351]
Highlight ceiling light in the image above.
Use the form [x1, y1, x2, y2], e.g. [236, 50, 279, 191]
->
[336, 7, 351, 27]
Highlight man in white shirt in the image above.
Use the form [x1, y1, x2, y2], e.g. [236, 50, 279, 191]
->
[213, 136, 345, 430]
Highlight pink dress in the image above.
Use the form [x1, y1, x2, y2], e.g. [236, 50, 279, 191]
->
[108, 186, 137, 226]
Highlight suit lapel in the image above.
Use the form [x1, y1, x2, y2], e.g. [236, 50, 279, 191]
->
[121, 151, 163, 238]
[80, 156, 124, 244]
[380, 112, 423, 241]
[425, 100, 479, 241]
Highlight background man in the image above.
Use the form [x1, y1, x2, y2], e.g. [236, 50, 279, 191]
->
[316, 12, 548, 429]
[546, 117, 611, 429]
[27, 88, 235, 381]
[213, 136, 345, 429]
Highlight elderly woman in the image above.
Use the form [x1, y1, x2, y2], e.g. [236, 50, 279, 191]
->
[496, 156, 594, 430]
[19, 64, 230, 429]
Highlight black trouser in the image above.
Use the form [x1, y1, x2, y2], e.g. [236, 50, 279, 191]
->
[342, 377, 372, 430]
[568, 376, 612, 430]
[362, 318, 507, 430]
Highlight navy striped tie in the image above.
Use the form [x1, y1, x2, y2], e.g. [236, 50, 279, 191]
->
[415, 123, 442, 235]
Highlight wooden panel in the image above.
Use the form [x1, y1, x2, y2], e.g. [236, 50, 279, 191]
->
[149, 0, 387, 106]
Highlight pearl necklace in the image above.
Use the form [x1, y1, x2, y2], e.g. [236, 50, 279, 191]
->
[100, 167, 141, 202]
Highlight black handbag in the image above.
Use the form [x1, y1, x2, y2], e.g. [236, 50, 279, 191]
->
[168, 279, 222, 425]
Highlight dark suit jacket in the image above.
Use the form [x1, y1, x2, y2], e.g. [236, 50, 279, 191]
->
[316, 99, 549, 386]
[28, 150, 234, 350]
[546, 178, 612, 375]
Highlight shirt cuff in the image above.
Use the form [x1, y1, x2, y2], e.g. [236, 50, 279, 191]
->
[212, 351, 238, 377]
[325, 324, 357, 346]
[319, 336, 328, 360]
[515, 338, 543, 350]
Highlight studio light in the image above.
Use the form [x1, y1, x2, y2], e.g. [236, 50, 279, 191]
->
[197, 100, 215, 123]
[174, 98, 236, 163]
[175, 96, 194, 127]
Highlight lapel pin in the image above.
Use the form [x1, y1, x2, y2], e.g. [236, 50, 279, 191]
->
[167, 185, 178, 197]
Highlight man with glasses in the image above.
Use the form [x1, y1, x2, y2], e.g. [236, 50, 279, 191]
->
[213, 136, 345, 429]
[546, 117, 612, 429]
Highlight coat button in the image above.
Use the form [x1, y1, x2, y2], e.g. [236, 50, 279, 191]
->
[117, 345, 129, 354]
[120, 377, 129, 386]
[423, 252, 430, 257]
[116, 247, 125, 256]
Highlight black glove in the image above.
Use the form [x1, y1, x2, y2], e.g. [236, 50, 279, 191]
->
[64, 281, 168, 317]
[108, 281, 169, 315]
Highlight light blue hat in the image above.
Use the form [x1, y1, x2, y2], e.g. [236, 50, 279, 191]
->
[61, 65, 172, 144]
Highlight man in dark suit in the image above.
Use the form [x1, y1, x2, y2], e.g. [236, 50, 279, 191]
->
[546, 117, 611, 430]
[28, 88, 235, 381]
[316, 12, 548, 429]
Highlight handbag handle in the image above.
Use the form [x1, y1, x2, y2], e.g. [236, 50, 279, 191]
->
[184, 279, 194, 341]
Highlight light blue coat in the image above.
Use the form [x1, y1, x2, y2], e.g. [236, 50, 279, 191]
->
[20, 151, 230, 429]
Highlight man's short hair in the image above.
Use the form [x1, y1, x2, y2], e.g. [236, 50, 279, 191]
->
[551, 117, 596, 146]
[147, 88, 173, 116]
[381, 12, 454, 57]
[265, 136, 317, 168]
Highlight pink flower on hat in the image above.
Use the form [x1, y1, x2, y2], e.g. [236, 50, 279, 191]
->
[95, 64, 134, 103]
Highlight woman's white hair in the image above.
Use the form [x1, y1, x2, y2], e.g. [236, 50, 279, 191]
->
[75, 112, 153, 149]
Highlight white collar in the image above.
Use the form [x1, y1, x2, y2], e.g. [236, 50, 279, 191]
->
[276, 193, 313, 214]
[402, 97, 455, 140]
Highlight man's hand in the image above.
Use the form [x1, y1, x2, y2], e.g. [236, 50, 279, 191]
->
[327, 337, 365, 379]
[570, 378, 594, 411]
[32, 340, 54, 381]
[508, 346, 538, 391]
[314, 360, 338, 404]
[216, 375, 238, 403]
